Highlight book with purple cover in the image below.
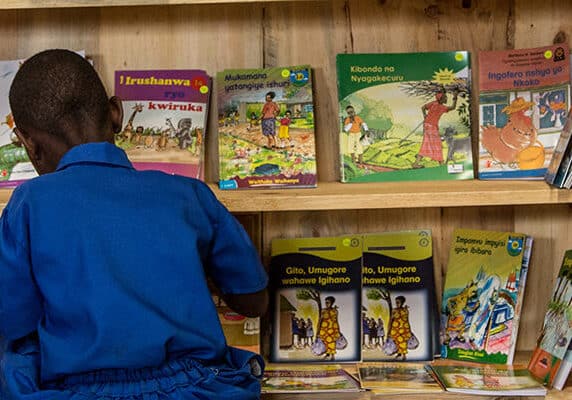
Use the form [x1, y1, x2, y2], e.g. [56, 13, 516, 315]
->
[114, 69, 211, 180]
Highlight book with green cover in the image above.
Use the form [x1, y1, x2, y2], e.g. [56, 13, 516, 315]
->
[216, 65, 317, 189]
[361, 230, 439, 361]
[441, 228, 531, 364]
[528, 249, 572, 388]
[336, 51, 473, 183]
[269, 236, 362, 362]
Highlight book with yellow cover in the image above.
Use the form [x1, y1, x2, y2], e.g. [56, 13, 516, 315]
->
[262, 364, 360, 393]
[441, 228, 532, 364]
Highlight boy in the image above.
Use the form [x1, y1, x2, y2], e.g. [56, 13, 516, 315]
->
[0, 49, 268, 399]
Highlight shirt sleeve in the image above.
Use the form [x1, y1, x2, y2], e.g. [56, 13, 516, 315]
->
[194, 182, 268, 295]
[0, 194, 42, 340]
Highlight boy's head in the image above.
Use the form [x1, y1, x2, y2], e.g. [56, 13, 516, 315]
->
[9, 49, 123, 174]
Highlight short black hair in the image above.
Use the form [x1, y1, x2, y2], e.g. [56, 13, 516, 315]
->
[395, 295, 406, 303]
[325, 296, 336, 304]
[265, 91, 276, 99]
[9, 49, 110, 144]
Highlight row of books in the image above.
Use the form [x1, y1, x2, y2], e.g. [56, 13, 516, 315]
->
[261, 228, 572, 390]
[261, 361, 549, 397]
[1, 44, 572, 189]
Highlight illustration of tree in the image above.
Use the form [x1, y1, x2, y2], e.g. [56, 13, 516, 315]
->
[400, 80, 471, 129]
[366, 287, 392, 324]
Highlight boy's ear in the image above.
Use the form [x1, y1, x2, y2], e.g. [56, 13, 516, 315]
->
[109, 96, 124, 133]
[13, 127, 41, 163]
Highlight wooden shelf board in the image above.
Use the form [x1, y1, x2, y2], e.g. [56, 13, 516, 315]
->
[212, 180, 572, 212]
[0, 180, 570, 212]
[0, 0, 309, 10]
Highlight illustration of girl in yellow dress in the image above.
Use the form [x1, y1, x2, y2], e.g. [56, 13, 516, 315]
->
[389, 295, 413, 360]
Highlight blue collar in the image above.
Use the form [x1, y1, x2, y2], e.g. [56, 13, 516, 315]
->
[56, 142, 134, 171]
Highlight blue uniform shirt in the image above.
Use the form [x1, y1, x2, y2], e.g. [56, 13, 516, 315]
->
[0, 142, 268, 383]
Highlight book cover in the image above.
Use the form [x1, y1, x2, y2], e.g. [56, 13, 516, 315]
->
[441, 228, 530, 364]
[261, 364, 361, 393]
[336, 51, 473, 183]
[361, 230, 439, 362]
[528, 249, 572, 388]
[269, 236, 362, 362]
[553, 341, 572, 390]
[216, 65, 317, 189]
[545, 107, 572, 187]
[357, 362, 443, 394]
[211, 293, 260, 354]
[0, 58, 37, 187]
[478, 44, 571, 180]
[429, 362, 547, 396]
[114, 69, 211, 180]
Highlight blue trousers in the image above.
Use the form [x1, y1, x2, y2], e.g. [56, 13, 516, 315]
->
[0, 337, 263, 399]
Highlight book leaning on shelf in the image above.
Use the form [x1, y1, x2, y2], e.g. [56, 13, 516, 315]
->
[478, 43, 571, 180]
[545, 107, 572, 188]
[336, 51, 474, 183]
[528, 249, 572, 389]
[216, 65, 317, 189]
[440, 228, 533, 364]
[114, 69, 211, 180]
[361, 230, 440, 362]
[269, 236, 362, 362]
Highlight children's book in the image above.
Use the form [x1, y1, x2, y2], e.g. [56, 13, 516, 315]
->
[361, 230, 439, 362]
[528, 249, 572, 388]
[429, 361, 547, 396]
[357, 362, 443, 394]
[441, 228, 532, 364]
[478, 43, 571, 180]
[0, 57, 36, 187]
[261, 364, 361, 393]
[216, 65, 317, 189]
[336, 51, 473, 183]
[269, 236, 362, 362]
[552, 341, 572, 390]
[211, 293, 260, 354]
[114, 69, 211, 180]
[545, 107, 572, 187]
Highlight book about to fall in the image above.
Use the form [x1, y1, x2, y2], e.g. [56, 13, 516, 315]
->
[478, 43, 571, 180]
[336, 51, 474, 183]
[216, 66, 317, 189]
[361, 230, 439, 362]
[114, 70, 211, 181]
[441, 228, 531, 364]
[269, 236, 362, 362]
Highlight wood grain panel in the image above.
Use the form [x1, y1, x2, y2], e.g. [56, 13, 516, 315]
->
[514, 0, 572, 48]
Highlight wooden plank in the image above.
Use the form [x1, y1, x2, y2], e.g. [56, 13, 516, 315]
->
[0, 0, 309, 10]
[514, 0, 572, 48]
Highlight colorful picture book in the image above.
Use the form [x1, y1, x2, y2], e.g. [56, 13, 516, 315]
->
[478, 43, 571, 180]
[429, 362, 547, 396]
[545, 107, 572, 188]
[441, 228, 532, 364]
[217, 65, 317, 189]
[336, 51, 473, 183]
[114, 69, 211, 180]
[528, 249, 572, 388]
[0, 57, 37, 187]
[261, 364, 361, 393]
[553, 341, 572, 390]
[361, 230, 439, 361]
[357, 362, 443, 394]
[269, 236, 362, 362]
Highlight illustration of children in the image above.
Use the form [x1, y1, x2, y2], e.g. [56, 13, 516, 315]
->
[412, 89, 458, 168]
[247, 112, 259, 131]
[278, 110, 293, 148]
[343, 105, 369, 165]
[261, 91, 280, 149]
